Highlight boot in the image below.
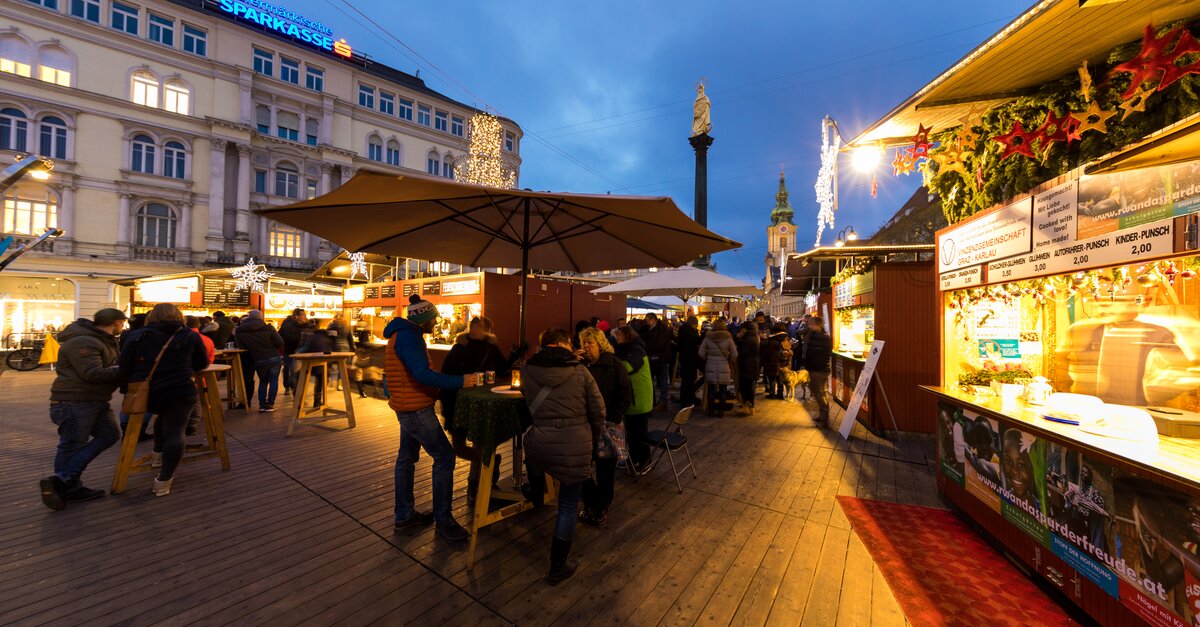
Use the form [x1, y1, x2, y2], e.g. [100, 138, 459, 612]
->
[546, 535, 577, 585]
[492, 453, 502, 489]
[357, 382, 367, 398]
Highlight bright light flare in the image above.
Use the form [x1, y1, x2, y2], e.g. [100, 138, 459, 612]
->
[851, 146, 883, 173]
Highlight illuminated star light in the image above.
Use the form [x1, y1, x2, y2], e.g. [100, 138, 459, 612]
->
[230, 257, 273, 293]
[348, 251, 368, 280]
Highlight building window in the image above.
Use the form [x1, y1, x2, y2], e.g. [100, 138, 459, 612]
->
[131, 72, 159, 107]
[0, 35, 33, 77]
[28, 0, 58, 9]
[385, 140, 400, 166]
[426, 152, 439, 175]
[254, 169, 267, 193]
[70, 0, 101, 22]
[451, 115, 464, 137]
[163, 140, 186, 179]
[38, 65, 70, 87]
[38, 116, 67, 159]
[37, 46, 73, 87]
[253, 48, 273, 76]
[2, 185, 57, 235]
[358, 85, 374, 109]
[367, 136, 382, 162]
[279, 56, 299, 84]
[111, 2, 139, 36]
[255, 104, 270, 134]
[269, 224, 302, 258]
[305, 179, 318, 199]
[0, 108, 29, 152]
[274, 162, 299, 198]
[504, 131, 515, 152]
[379, 91, 394, 116]
[305, 118, 318, 146]
[135, 203, 176, 248]
[131, 134, 156, 174]
[148, 14, 174, 47]
[305, 65, 323, 91]
[398, 98, 413, 121]
[182, 25, 206, 56]
[442, 159, 453, 179]
[275, 110, 299, 142]
[434, 111, 448, 133]
[163, 80, 189, 114]
[417, 104, 431, 127]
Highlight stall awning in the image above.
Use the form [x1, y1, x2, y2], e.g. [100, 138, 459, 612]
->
[1085, 113, 1200, 175]
[791, 244, 935, 261]
[846, 0, 1200, 149]
[306, 251, 399, 284]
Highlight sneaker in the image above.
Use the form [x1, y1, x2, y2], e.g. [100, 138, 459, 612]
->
[39, 476, 67, 511]
[393, 510, 434, 532]
[259, 404, 275, 413]
[579, 508, 607, 527]
[64, 486, 106, 501]
[152, 452, 163, 468]
[152, 477, 173, 497]
[436, 519, 470, 543]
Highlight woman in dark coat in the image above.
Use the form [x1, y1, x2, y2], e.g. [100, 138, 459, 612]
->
[761, 324, 793, 400]
[118, 303, 210, 497]
[521, 328, 606, 585]
[735, 321, 760, 416]
[577, 327, 632, 526]
[676, 316, 702, 408]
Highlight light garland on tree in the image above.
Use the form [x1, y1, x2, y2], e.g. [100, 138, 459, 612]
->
[454, 112, 518, 189]
[814, 119, 840, 247]
[229, 257, 273, 294]
[348, 251, 367, 281]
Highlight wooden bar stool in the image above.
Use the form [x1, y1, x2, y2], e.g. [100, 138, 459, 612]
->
[287, 352, 357, 436]
[111, 364, 233, 494]
[213, 349, 248, 410]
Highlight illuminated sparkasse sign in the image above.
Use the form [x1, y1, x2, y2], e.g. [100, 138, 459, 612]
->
[215, 0, 353, 58]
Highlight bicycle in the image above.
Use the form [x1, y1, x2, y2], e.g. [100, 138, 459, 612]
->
[3, 332, 52, 372]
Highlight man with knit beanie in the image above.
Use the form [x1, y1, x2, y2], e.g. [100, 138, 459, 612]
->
[384, 294, 480, 542]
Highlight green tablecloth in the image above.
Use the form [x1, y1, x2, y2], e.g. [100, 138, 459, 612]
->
[452, 386, 529, 464]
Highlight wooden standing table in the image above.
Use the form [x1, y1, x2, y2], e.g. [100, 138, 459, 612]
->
[111, 364, 233, 493]
[288, 352, 356, 436]
[212, 348, 248, 410]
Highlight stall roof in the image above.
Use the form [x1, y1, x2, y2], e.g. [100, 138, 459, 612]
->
[111, 267, 333, 287]
[306, 251, 399, 284]
[846, 0, 1200, 149]
[791, 244, 935, 261]
[1085, 112, 1200, 174]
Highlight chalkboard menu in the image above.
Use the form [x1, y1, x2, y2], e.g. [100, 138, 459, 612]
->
[403, 283, 418, 297]
[422, 281, 441, 296]
[365, 286, 380, 300]
[380, 284, 396, 299]
[202, 277, 250, 307]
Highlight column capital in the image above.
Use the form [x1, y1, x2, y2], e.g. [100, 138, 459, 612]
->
[319, 162, 335, 174]
[211, 138, 228, 152]
[118, 192, 133, 200]
[236, 143, 253, 157]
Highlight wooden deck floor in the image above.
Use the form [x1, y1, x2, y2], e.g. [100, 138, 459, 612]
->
[0, 370, 940, 626]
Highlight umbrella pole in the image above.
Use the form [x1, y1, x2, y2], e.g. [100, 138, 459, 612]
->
[513, 201, 532, 492]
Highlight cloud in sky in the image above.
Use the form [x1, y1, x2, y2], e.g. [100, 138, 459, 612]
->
[298, 0, 1031, 281]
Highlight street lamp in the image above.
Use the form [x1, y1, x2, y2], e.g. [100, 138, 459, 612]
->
[834, 226, 858, 248]
[1, 154, 55, 195]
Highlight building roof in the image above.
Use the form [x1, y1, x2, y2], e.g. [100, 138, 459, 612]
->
[867, 187, 947, 245]
[770, 171, 794, 226]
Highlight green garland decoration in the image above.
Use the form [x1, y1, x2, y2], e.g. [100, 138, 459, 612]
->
[928, 21, 1200, 225]
[831, 258, 879, 285]
[835, 303, 874, 325]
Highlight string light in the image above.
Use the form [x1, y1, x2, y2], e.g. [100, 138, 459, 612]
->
[230, 258, 273, 293]
[814, 118, 839, 246]
[454, 112, 518, 189]
[348, 251, 368, 280]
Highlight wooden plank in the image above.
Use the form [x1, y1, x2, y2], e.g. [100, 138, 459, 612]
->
[835, 532, 876, 627]
[730, 514, 806, 625]
[799, 526, 851, 626]
[765, 521, 828, 626]
[695, 510, 786, 624]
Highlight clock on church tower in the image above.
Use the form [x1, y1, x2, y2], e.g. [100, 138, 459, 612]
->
[767, 172, 797, 256]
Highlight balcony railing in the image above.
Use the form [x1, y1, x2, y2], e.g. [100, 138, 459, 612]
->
[264, 255, 319, 271]
[132, 246, 177, 262]
[6, 234, 54, 254]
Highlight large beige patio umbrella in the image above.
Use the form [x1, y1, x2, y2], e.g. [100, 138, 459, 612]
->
[591, 265, 761, 304]
[255, 172, 740, 339]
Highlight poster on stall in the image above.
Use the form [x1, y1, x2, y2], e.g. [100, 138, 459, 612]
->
[998, 425, 1049, 546]
[1077, 160, 1200, 239]
[960, 410, 1002, 513]
[937, 402, 968, 487]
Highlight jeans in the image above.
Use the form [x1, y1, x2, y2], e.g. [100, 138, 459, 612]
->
[154, 397, 196, 480]
[282, 355, 296, 391]
[240, 352, 255, 405]
[311, 366, 326, 405]
[394, 406, 456, 525]
[583, 456, 617, 514]
[678, 361, 699, 407]
[527, 465, 584, 541]
[253, 356, 282, 406]
[764, 374, 781, 398]
[624, 412, 650, 467]
[50, 401, 121, 486]
[649, 358, 669, 405]
[808, 372, 830, 422]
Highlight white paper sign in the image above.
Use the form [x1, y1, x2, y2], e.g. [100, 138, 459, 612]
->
[986, 218, 1173, 283]
[939, 265, 982, 291]
[938, 198, 1033, 272]
[839, 340, 885, 439]
[1033, 180, 1077, 252]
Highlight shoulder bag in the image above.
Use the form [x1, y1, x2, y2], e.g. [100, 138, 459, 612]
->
[122, 329, 183, 415]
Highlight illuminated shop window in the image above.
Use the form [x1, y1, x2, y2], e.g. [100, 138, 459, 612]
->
[2, 184, 58, 235]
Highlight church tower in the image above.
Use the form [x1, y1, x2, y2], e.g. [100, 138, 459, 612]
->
[765, 172, 797, 293]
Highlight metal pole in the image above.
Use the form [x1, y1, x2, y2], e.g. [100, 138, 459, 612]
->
[519, 199, 531, 349]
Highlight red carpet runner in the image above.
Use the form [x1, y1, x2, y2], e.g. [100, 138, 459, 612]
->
[836, 496, 1076, 626]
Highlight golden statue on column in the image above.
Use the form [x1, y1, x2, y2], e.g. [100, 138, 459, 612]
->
[691, 82, 712, 137]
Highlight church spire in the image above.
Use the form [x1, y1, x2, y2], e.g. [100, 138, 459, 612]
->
[771, 170, 794, 226]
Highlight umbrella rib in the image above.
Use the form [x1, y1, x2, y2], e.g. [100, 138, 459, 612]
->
[352, 196, 522, 252]
[524, 198, 562, 246]
[528, 212, 607, 247]
[432, 197, 524, 246]
[536, 203, 582, 272]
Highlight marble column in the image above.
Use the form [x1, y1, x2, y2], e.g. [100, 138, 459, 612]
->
[238, 69, 254, 126]
[206, 139, 227, 262]
[234, 144, 252, 256]
[319, 163, 333, 194]
[178, 201, 192, 261]
[116, 193, 131, 250]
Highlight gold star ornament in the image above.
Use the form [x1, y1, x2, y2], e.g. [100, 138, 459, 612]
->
[1070, 101, 1118, 136]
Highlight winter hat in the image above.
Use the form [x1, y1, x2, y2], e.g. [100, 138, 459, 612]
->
[247, 309, 264, 319]
[406, 294, 438, 325]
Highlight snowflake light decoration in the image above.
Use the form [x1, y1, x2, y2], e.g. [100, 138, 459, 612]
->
[814, 118, 840, 247]
[229, 257, 273, 293]
[348, 251, 368, 280]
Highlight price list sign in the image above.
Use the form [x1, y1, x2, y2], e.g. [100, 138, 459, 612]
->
[202, 277, 250, 307]
[380, 284, 396, 299]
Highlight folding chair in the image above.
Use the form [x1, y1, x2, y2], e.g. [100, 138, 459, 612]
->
[644, 405, 697, 493]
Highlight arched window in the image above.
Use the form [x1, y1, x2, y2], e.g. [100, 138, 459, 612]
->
[275, 110, 299, 142]
[0, 108, 29, 152]
[255, 104, 270, 134]
[367, 135, 382, 162]
[38, 115, 67, 159]
[37, 45, 73, 87]
[131, 71, 158, 107]
[163, 79, 189, 115]
[268, 223, 301, 258]
[442, 153, 454, 179]
[131, 134, 156, 174]
[0, 34, 33, 77]
[2, 183, 57, 235]
[385, 139, 400, 166]
[163, 140, 186, 179]
[135, 203, 176, 248]
[426, 151, 440, 175]
[274, 161, 299, 198]
[305, 118, 318, 146]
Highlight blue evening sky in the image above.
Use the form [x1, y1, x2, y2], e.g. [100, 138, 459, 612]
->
[292, 0, 1032, 283]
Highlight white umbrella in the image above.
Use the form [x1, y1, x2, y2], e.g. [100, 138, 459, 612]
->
[592, 265, 761, 303]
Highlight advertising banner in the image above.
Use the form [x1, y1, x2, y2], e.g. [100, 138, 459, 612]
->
[938, 198, 1032, 272]
[1078, 160, 1200, 239]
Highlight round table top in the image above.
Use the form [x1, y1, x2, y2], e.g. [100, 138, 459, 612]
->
[200, 364, 232, 373]
[453, 384, 530, 463]
[290, 352, 356, 360]
[214, 348, 246, 355]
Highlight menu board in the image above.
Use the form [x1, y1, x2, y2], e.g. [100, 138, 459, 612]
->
[380, 284, 396, 299]
[202, 277, 250, 307]
[939, 265, 982, 291]
[403, 283, 418, 297]
[833, 281, 853, 309]
[422, 282, 441, 296]
[988, 219, 1173, 283]
[938, 198, 1032, 272]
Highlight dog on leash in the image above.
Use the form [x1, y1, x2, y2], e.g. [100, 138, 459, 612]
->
[778, 367, 810, 402]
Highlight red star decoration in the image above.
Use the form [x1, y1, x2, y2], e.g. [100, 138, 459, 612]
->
[1035, 109, 1071, 156]
[1064, 114, 1084, 143]
[909, 123, 934, 160]
[1109, 24, 1183, 100]
[1159, 28, 1200, 90]
[991, 120, 1038, 160]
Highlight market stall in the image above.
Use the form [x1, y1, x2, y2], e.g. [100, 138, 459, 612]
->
[116, 270, 341, 327]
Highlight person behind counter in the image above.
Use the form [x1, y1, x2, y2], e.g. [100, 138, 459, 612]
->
[385, 294, 479, 543]
[801, 316, 832, 426]
[235, 309, 284, 412]
[278, 308, 307, 396]
[440, 316, 518, 506]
